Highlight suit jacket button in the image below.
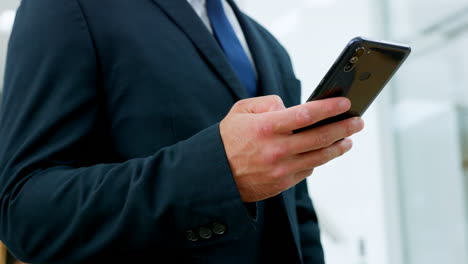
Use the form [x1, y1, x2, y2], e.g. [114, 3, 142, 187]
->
[212, 222, 227, 235]
[186, 230, 199, 242]
[198, 227, 213, 239]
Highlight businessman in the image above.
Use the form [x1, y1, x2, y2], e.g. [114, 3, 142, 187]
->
[0, 0, 364, 263]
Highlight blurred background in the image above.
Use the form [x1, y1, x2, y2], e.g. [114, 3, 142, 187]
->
[0, 0, 467, 263]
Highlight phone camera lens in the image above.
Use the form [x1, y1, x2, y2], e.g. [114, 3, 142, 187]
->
[344, 64, 354, 72]
[345, 47, 365, 72]
[355, 47, 366, 57]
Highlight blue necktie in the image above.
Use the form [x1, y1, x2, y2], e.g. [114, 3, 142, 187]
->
[206, 0, 258, 97]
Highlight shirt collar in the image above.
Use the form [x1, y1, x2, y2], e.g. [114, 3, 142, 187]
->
[187, 0, 207, 5]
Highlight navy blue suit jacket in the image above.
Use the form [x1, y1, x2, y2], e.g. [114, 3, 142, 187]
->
[0, 0, 324, 263]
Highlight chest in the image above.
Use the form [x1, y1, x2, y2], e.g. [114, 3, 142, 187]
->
[79, 0, 300, 158]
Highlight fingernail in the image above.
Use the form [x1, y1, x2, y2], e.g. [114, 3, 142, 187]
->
[339, 98, 351, 110]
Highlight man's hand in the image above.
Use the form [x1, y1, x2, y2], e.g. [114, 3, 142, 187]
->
[220, 95, 364, 202]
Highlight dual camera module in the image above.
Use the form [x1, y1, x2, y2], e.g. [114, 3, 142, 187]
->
[344, 47, 369, 72]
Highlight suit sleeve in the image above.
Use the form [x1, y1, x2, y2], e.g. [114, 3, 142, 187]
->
[0, 0, 252, 263]
[295, 180, 325, 263]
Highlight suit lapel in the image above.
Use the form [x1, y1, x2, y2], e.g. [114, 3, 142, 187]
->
[228, 5, 302, 258]
[152, 0, 249, 99]
[227, 0, 281, 97]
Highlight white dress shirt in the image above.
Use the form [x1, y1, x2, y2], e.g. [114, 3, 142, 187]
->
[187, 0, 256, 69]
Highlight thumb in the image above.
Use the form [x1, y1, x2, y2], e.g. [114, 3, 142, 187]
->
[233, 95, 286, 114]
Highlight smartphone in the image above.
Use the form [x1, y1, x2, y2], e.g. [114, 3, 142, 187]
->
[294, 36, 411, 133]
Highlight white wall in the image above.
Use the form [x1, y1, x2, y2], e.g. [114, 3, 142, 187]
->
[239, 1, 396, 263]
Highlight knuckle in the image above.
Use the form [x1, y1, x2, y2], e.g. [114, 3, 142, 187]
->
[264, 144, 289, 164]
[319, 143, 348, 163]
[295, 108, 311, 126]
[297, 169, 314, 179]
[255, 119, 274, 138]
[343, 120, 356, 135]
[273, 95, 285, 108]
[272, 95, 282, 101]
[269, 95, 282, 104]
[313, 133, 333, 148]
[324, 147, 336, 161]
[270, 170, 292, 191]
[322, 133, 334, 146]
[271, 166, 289, 180]
[318, 147, 336, 165]
[233, 99, 247, 109]
[323, 101, 338, 116]
[338, 142, 350, 156]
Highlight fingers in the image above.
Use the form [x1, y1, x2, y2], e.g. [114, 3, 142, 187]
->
[233, 95, 286, 114]
[285, 117, 364, 154]
[261, 97, 351, 134]
[294, 169, 314, 181]
[287, 138, 354, 176]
